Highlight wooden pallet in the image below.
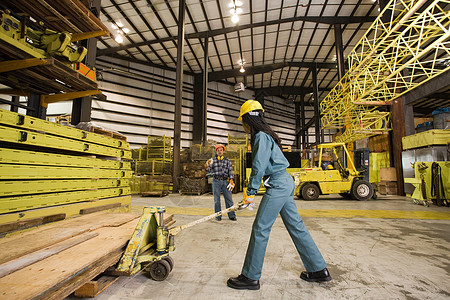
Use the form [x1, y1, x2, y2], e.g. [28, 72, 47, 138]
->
[90, 126, 127, 142]
[0, 211, 175, 299]
[74, 274, 120, 298]
[140, 191, 169, 197]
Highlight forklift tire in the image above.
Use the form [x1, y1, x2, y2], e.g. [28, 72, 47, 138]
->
[301, 183, 320, 200]
[351, 180, 374, 201]
[149, 259, 171, 281]
[164, 256, 174, 271]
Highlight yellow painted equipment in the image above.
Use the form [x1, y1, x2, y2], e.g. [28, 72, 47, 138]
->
[116, 202, 249, 281]
[294, 143, 374, 200]
[405, 161, 450, 207]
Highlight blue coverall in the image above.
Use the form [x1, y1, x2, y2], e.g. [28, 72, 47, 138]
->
[242, 131, 327, 280]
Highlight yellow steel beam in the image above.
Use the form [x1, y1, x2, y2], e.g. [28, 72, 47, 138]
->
[0, 179, 130, 197]
[0, 196, 132, 225]
[0, 58, 48, 73]
[0, 187, 131, 214]
[0, 124, 131, 159]
[41, 90, 102, 107]
[0, 108, 130, 151]
[0, 164, 132, 180]
[0, 148, 131, 169]
[71, 30, 109, 42]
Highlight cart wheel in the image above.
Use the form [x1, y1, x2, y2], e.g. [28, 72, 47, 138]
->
[164, 256, 174, 271]
[149, 259, 171, 281]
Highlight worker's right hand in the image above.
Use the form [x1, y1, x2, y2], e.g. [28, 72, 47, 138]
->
[205, 158, 213, 169]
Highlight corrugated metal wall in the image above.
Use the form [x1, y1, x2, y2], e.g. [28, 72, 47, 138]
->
[94, 57, 299, 149]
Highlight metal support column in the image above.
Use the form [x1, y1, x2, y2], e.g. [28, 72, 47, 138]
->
[192, 75, 203, 144]
[255, 90, 265, 107]
[334, 24, 346, 81]
[201, 35, 208, 144]
[294, 97, 300, 149]
[71, 0, 101, 125]
[311, 66, 321, 145]
[404, 99, 415, 136]
[27, 91, 46, 119]
[10, 96, 19, 113]
[300, 94, 306, 149]
[391, 97, 405, 196]
[172, 0, 186, 192]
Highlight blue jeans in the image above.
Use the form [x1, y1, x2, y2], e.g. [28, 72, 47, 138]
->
[242, 171, 327, 280]
[212, 178, 236, 219]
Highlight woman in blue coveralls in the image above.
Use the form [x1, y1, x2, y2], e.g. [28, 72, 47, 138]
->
[227, 100, 331, 290]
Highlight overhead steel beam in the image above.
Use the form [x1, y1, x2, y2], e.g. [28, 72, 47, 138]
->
[209, 61, 336, 81]
[256, 86, 331, 96]
[97, 16, 376, 56]
[334, 23, 346, 81]
[403, 70, 450, 105]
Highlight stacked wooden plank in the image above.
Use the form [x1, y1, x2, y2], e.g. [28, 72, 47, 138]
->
[0, 108, 132, 234]
[0, 211, 141, 299]
[1, 0, 109, 34]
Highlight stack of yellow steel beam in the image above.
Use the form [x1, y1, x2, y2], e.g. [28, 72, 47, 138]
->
[0, 108, 132, 231]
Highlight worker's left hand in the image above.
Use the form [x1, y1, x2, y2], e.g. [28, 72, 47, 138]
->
[227, 179, 235, 191]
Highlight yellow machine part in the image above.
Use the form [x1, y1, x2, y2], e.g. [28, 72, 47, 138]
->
[407, 161, 450, 205]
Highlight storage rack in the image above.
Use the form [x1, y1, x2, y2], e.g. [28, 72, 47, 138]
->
[0, 1, 109, 117]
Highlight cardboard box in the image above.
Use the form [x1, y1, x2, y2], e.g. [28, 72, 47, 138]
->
[378, 181, 398, 195]
[414, 117, 434, 128]
[368, 134, 390, 152]
[380, 167, 397, 182]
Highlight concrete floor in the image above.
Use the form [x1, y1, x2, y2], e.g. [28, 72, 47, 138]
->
[73, 193, 450, 300]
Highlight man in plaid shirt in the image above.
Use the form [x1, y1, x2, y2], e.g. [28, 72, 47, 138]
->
[206, 144, 237, 221]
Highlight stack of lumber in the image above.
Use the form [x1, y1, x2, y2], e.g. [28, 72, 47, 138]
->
[0, 108, 132, 235]
[0, 212, 140, 299]
[1, 0, 109, 35]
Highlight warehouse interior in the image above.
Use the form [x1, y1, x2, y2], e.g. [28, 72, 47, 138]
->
[0, 0, 449, 299]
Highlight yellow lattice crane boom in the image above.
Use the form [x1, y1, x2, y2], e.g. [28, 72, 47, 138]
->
[320, 0, 450, 143]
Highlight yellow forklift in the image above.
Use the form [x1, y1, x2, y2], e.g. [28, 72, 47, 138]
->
[294, 143, 374, 200]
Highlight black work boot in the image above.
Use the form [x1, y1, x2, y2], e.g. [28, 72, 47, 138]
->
[300, 268, 332, 282]
[227, 274, 260, 290]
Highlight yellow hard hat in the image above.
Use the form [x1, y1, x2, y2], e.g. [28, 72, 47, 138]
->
[238, 100, 264, 121]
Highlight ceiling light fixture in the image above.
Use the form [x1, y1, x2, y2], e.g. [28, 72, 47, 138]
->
[110, 21, 129, 44]
[231, 13, 239, 23]
[229, 0, 243, 24]
[238, 57, 246, 73]
[114, 34, 124, 43]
